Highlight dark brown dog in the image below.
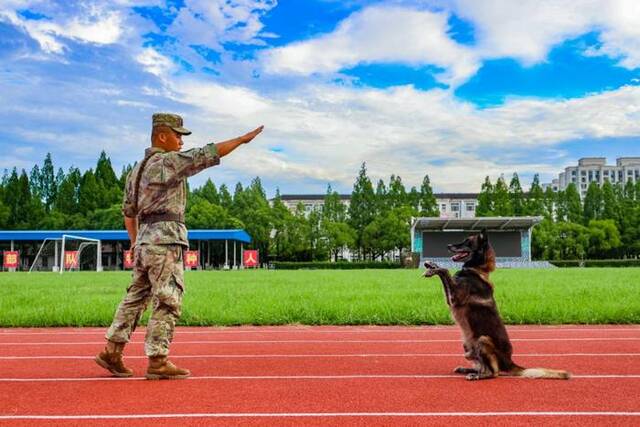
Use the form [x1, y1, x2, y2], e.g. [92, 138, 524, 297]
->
[423, 230, 570, 380]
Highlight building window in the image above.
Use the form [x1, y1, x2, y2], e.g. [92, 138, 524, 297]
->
[440, 204, 446, 211]
[581, 171, 586, 176]
[451, 203, 460, 212]
[466, 203, 475, 212]
[581, 184, 587, 189]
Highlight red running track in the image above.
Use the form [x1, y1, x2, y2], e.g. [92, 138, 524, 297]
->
[0, 325, 639, 426]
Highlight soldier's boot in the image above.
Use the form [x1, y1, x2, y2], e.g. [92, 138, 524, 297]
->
[145, 356, 191, 380]
[94, 341, 133, 377]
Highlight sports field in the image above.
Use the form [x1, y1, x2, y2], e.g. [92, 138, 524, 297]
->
[0, 268, 638, 326]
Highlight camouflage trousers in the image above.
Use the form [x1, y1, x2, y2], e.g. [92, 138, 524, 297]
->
[106, 244, 184, 357]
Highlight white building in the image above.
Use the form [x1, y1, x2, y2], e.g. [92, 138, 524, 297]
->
[275, 193, 479, 219]
[543, 157, 640, 198]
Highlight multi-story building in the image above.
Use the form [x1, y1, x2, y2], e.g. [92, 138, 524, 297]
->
[543, 157, 640, 198]
[275, 193, 479, 219]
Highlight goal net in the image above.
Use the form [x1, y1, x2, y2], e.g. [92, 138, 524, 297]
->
[59, 235, 102, 273]
[29, 238, 62, 272]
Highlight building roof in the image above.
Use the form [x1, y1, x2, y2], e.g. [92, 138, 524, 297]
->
[412, 216, 543, 231]
[0, 229, 251, 243]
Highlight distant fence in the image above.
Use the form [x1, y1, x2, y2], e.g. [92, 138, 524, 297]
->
[271, 261, 403, 270]
[549, 259, 640, 268]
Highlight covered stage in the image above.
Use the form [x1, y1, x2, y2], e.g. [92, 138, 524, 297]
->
[410, 217, 553, 268]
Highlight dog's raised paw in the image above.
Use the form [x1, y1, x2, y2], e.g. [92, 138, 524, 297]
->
[423, 261, 439, 270]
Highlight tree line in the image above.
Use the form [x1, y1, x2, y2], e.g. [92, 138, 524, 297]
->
[475, 174, 640, 260]
[1, 153, 639, 261]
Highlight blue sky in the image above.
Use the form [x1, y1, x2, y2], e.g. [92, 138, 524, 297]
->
[1, 0, 640, 195]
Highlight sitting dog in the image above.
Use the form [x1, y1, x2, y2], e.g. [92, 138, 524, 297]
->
[423, 230, 570, 380]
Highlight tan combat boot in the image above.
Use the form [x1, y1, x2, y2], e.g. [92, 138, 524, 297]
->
[146, 356, 191, 380]
[94, 342, 133, 377]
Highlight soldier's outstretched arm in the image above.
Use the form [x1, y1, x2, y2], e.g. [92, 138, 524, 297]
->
[215, 126, 263, 157]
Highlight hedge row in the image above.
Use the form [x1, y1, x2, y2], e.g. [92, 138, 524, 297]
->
[271, 261, 403, 270]
[549, 259, 640, 268]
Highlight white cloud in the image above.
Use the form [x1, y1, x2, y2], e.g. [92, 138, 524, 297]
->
[451, 0, 640, 69]
[166, 0, 277, 50]
[262, 5, 479, 86]
[0, 1, 131, 54]
[261, 1, 640, 87]
[136, 47, 176, 77]
[155, 72, 640, 192]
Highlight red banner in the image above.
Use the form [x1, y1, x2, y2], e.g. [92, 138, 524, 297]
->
[123, 250, 134, 269]
[64, 251, 79, 269]
[243, 250, 259, 268]
[3, 251, 19, 269]
[184, 250, 199, 268]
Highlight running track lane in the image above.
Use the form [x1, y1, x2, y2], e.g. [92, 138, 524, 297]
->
[0, 325, 639, 426]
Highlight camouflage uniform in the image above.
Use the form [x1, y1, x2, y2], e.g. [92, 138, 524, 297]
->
[106, 113, 220, 357]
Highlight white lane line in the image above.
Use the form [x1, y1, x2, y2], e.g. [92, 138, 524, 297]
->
[2, 353, 640, 360]
[1, 412, 640, 420]
[0, 411, 637, 420]
[2, 337, 639, 345]
[1, 374, 639, 382]
[1, 327, 638, 335]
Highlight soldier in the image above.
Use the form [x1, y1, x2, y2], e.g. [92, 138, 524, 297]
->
[95, 113, 263, 379]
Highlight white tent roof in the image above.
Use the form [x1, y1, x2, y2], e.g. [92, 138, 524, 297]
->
[412, 216, 543, 231]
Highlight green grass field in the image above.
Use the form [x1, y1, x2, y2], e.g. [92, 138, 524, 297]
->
[0, 268, 638, 327]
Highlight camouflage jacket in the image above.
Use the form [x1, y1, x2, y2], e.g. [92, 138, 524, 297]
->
[123, 144, 220, 246]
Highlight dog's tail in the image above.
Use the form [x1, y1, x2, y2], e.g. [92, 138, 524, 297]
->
[509, 365, 571, 380]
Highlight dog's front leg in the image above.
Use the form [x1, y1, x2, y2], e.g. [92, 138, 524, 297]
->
[423, 261, 455, 306]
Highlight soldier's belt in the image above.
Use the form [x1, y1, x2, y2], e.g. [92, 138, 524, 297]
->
[139, 212, 185, 224]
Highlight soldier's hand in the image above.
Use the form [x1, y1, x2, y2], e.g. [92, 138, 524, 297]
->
[240, 126, 264, 144]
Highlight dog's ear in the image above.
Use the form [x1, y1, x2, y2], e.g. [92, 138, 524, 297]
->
[481, 228, 489, 246]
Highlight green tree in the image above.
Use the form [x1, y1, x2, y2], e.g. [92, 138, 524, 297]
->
[322, 184, 347, 222]
[601, 180, 619, 222]
[231, 178, 272, 261]
[565, 183, 582, 223]
[419, 174, 439, 216]
[493, 176, 512, 216]
[508, 173, 525, 216]
[362, 207, 412, 260]
[526, 174, 545, 216]
[387, 175, 407, 210]
[554, 190, 567, 222]
[95, 151, 121, 208]
[41, 153, 57, 211]
[348, 163, 376, 259]
[218, 184, 233, 211]
[269, 189, 294, 260]
[55, 167, 81, 215]
[407, 186, 420, 214]
[197, 179, 220, 205]
[582, 181, 603, 224]
[186, 198, 243, 229]
[586, 219, 621, 259]
[78, 170, 100, 213]
[374, 179, 388, 216]
[476, 176, 494, 217]
[29, 165, 42, 199]
[542, 186, 556, 221]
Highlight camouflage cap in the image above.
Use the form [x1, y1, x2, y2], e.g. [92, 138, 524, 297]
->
[152, 113, 192, 135]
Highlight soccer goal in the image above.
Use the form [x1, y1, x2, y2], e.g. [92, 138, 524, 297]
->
[29, 238, 62, 272]
[59, 235, 102, 274]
